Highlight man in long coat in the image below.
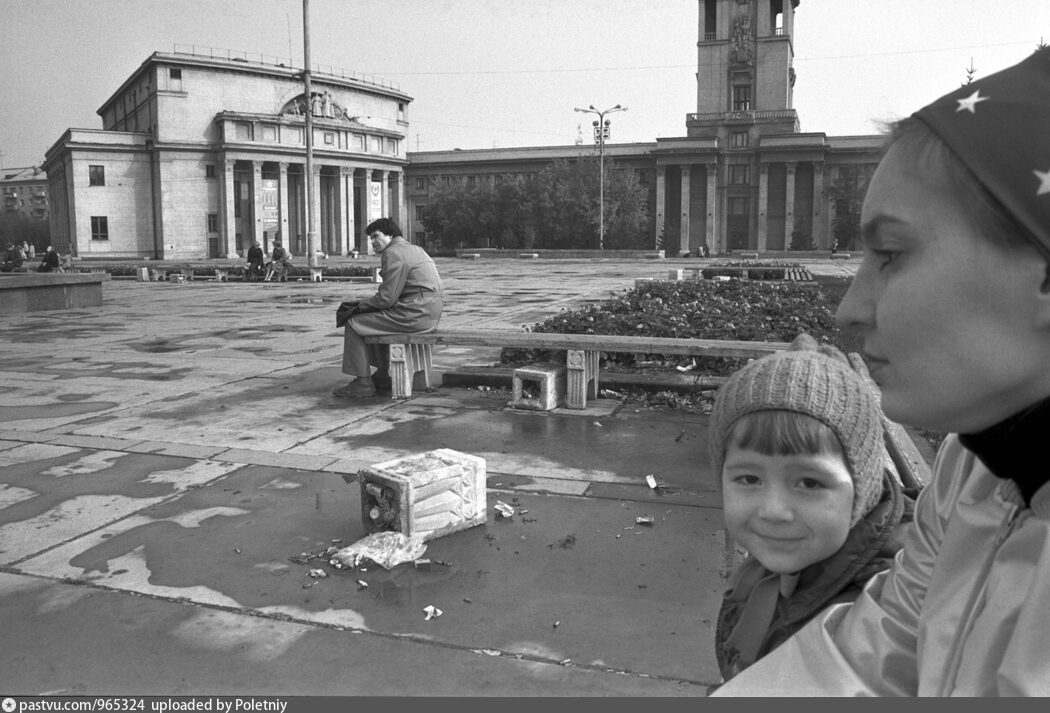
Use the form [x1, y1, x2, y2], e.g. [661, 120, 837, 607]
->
[333, 218, 444, 398]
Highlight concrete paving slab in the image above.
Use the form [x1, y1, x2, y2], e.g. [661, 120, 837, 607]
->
[15, 464, 725, 684]
[0, 446, 242, 564]
[0, 572, 704, 696]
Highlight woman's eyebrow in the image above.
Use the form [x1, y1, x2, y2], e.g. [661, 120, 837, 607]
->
[861, 215, 907, 245]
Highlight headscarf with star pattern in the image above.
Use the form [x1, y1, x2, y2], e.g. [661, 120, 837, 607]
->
[913, 47, 1050, 262]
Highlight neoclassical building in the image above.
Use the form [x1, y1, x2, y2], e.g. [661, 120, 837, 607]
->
[404, 0, 883, 256]
[44, 49, 411, 260]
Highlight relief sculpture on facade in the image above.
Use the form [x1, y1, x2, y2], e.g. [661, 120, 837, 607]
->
[281, 92, 355, 122]
[731, 13, 754, 66]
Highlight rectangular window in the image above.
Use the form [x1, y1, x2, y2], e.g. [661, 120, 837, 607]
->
[703, 0, 717, 40]
[398, 102, 406, 121]
[205, 164, 216, 178]
[729, 165, 750, 185]
[441, 176, 450, 185]
[291, 127, 303, 144]
[355, 134, 365, 150]
[729, 197, 748, 216]
[234, 122, 251, 140]
[90, 216, 109, 240]
[324, 131, 335, 145]
[370, 137, 382, 152]
[387, 138, 398, 155]
[731, 131, 749, 148]
[89, 165, 105, 186]
[169, 67, 182, 91]
[415, 177, 425, 190]
[415, 205, 426, 220]
[263, 124, 278, 142]
[207, 213, 218, 233]
[733, 85, 751, 111]
[467, 175, 476, 187]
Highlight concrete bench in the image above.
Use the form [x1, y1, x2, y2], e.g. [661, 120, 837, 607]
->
[830, 252, 851, 260]
[518, 253, 540, 259]
[363, 330, 790, 408]
[460, 253, 482, 260]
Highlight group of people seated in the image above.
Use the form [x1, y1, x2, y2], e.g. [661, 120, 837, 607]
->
[245, 239, 293, 282]
[1, 242, 63, 273]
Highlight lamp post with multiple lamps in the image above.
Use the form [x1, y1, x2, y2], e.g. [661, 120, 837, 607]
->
[573, 104, 626, 250]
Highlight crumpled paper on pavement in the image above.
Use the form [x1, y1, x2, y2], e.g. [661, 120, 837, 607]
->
[329, 531, 428, 570]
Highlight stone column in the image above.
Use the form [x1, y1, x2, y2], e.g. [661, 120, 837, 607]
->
[221, 158, 236, 258]
[654, 165, 666, 251]
[757, 163, 769, 251]
[392, 170, 406, 227]
[278, 162, 290, 254]
[784, 162, 797, 247]
[339, 166, 351, 256]
[812, 163, 826, 248]
[251, 161, 264, 250]
[706, 164, 717, 255]
[679, 165, 691, 256]
[310, 164, 322, 258]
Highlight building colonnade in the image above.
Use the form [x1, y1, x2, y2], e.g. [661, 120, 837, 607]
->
[216, 157, 405, 259]
[652, 158, 828, 256]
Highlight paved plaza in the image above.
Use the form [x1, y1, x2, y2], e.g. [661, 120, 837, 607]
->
[0, 257, 859, 697]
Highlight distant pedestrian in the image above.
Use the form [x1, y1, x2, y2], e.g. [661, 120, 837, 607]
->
[37, 245, 60, 272]
[246, 240, 265, 281]
[1, 242, 24, 272]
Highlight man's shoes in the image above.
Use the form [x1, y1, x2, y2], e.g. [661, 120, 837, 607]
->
[332, 380, 376, 398]
[373, 375, 393, 392]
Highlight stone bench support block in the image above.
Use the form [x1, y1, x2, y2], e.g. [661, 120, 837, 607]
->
[309, 267, 324, 282]
[566, 349, 600, 409]
[355, 448, 487, 542]
[510, 364, 566, 411]
[389, 343, 433, 399]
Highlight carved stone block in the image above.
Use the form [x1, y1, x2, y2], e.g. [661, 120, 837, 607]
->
[510, 363, 565, 411]
[357, 448, 487, 542]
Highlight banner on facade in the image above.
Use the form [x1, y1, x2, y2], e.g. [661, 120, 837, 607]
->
[369, 181, 382, 219]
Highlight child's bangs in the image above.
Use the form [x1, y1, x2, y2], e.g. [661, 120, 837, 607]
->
[727, 410, 845, 459]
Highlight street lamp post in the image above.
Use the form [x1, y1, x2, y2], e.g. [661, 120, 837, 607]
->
[573, 104, 626, 250]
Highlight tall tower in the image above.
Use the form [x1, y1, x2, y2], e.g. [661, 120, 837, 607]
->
[690, 0, 799, 140]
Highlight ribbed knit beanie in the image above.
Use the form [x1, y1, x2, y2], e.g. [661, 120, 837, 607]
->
[710, 333, 887, 527]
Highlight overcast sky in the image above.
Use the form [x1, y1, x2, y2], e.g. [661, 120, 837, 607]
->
[1, 0, 1047, 168]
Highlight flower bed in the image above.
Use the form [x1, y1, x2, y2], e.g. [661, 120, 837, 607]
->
[500, 277, 844, 377]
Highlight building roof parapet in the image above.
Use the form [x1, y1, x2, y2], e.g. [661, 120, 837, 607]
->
[758, 133, 827, 149]
[406, 142, 657, 165]
[44, 129, 152, 165]
[652, 136, 720, 154]
[826, 134, 885, 151]
[169, 45, 402, 93]
[98, 50, 413, 117]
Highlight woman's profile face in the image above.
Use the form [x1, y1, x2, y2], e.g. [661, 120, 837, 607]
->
[835, 142, 1050, 433]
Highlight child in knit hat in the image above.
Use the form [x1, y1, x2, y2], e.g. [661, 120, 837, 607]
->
[714, 49, 1050, 696]
[710, 333, 913, 682]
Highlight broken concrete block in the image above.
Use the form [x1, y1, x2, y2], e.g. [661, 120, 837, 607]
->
[357, 448, 487, 542]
